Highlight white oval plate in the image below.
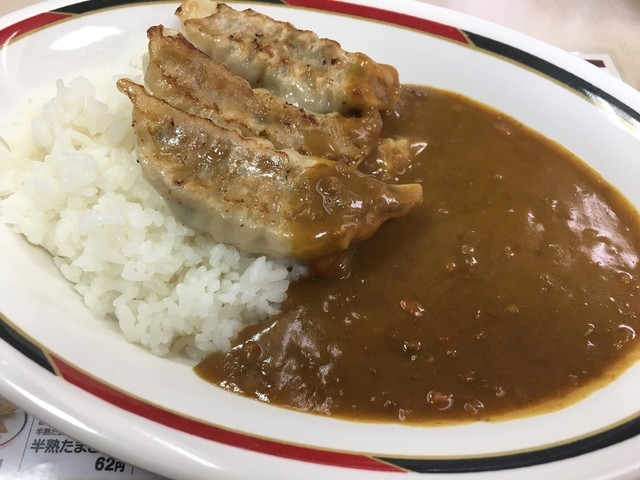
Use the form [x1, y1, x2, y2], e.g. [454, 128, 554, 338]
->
[1, 1, 640, 479]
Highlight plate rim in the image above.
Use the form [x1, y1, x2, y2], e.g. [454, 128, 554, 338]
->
[1, 0, 640, 479]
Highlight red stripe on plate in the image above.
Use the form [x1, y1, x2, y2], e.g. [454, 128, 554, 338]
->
[285, 0, 469, 44]
[50, 355, 404, 472]
[0, 12, 71, 46]
[585, 59, 606, 68]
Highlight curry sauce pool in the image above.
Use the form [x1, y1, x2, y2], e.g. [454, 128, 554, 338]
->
[196, 86, 640, 423]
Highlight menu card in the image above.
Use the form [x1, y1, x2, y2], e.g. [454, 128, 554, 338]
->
[0, 409, 164, 479]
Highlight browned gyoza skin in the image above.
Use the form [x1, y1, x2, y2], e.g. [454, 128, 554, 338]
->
[144, 25, 383, 166]
[116, 79, 422, 260]
[175, 0, 400, 114]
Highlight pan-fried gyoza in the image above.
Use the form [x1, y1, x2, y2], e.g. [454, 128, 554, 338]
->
[175, 0, 400, 113]
[117, 79, 422, 260]
[119, 3, 420, 262]
[144, 25, 383, 165]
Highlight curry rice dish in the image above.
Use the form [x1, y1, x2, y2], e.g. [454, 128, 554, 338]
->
[3, 1, 639, 425]
[94, 2, 640, 423]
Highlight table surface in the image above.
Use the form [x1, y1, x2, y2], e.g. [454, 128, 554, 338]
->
[0, 0, 639, 479]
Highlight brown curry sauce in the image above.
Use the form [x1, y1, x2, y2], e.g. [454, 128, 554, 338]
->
[195, 86, 640, 424]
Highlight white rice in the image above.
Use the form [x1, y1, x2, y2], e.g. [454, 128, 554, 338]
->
[0, 66, 306, 359]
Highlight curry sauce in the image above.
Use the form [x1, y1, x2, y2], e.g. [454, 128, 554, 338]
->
[196, 86, 640, 423]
